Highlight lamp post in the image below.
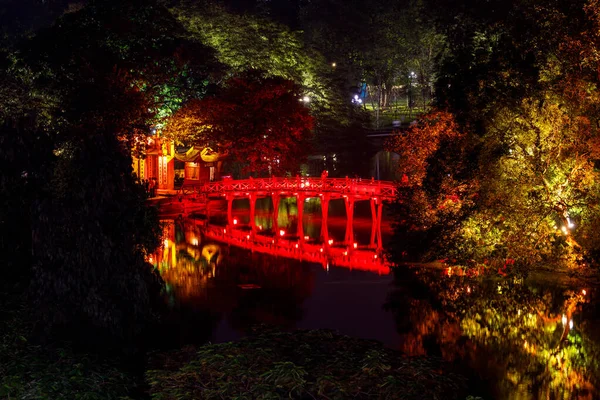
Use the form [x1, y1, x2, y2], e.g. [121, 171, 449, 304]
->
[408, 71, 417, 108]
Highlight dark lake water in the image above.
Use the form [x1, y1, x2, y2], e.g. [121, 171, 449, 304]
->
[151, 201, 600, 400]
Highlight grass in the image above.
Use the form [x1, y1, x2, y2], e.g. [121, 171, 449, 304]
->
[363, 103, 428, 129]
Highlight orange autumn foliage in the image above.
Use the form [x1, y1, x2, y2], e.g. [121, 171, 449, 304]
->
[385, 110, 465, 187]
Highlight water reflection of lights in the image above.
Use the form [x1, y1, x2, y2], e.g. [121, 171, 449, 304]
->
[153, 222, 223, 299]
[393, 271, 598, 399]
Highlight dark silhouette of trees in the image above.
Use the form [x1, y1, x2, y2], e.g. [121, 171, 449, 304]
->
[0, 0, 220, 348]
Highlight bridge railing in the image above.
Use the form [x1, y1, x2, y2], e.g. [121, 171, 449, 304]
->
[187, 176, 397, 200]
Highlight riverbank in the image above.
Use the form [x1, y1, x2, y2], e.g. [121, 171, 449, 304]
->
[397, 261, 600, 288]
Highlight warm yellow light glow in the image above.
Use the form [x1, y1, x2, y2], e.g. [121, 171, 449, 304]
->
[328, 239, 334, 245]
[279, 229, 285, 236]
[332, 62, 336, 67]
[200, 147, 219, 162]
[582, 289, 587, 295]
[353, 242, 358, 249]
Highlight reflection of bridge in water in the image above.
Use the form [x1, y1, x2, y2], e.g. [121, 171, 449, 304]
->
[193, 221, 391, 275]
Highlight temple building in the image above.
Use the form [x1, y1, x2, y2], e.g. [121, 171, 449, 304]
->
[133, 136, 226, 192]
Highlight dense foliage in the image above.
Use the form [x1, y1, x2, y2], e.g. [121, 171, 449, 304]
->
[163, 73, 314, 176]
[0, 0, 215, 346]
[147, 329, 466, 399]
[387, 0, 600, 273]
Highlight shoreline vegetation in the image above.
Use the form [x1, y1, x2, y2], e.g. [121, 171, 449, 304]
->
[147, 329, 467, 400]
[2, 295, 469, 400]
[397, 261, 600, 287]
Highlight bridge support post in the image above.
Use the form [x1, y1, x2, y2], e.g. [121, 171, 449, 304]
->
[249, 194, 257, 233]
[272, 194, 280, 234]
[370, 198, 383, 249]
[206, 199, 210, 224]
[296, 194, 305, 241]
[344, 196, 355, 245]
[320, 194, 330, 244]
[227, 195, 234, 228]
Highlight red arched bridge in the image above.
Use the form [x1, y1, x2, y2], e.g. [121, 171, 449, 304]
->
[178, 176, 398, 252]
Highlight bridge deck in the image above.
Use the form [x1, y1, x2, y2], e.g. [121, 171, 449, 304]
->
[180, 176, 397, 201]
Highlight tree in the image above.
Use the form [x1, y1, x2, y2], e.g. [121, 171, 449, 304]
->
[388, 0, 600, 273]
[0, 0, 222, 346]
[164, 73, 313, 176]
[385, 110, 478, 261]
[170, 0, 327, 101]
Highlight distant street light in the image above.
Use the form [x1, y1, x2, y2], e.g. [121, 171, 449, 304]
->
[408, 71, 417, 109]
[302, 96, 310, 103]
[332, 62, 336, 67]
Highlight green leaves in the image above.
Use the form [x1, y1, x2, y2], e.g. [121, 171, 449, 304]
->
[147, 330, 466, 399]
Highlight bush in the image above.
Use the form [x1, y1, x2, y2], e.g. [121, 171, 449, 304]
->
[147, 328, 466, 400]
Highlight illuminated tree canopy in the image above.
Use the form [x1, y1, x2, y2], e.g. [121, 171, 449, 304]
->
[163, 73, 313, 176]
[169, 1, 329, 103]
[388, 0, 600, 272]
